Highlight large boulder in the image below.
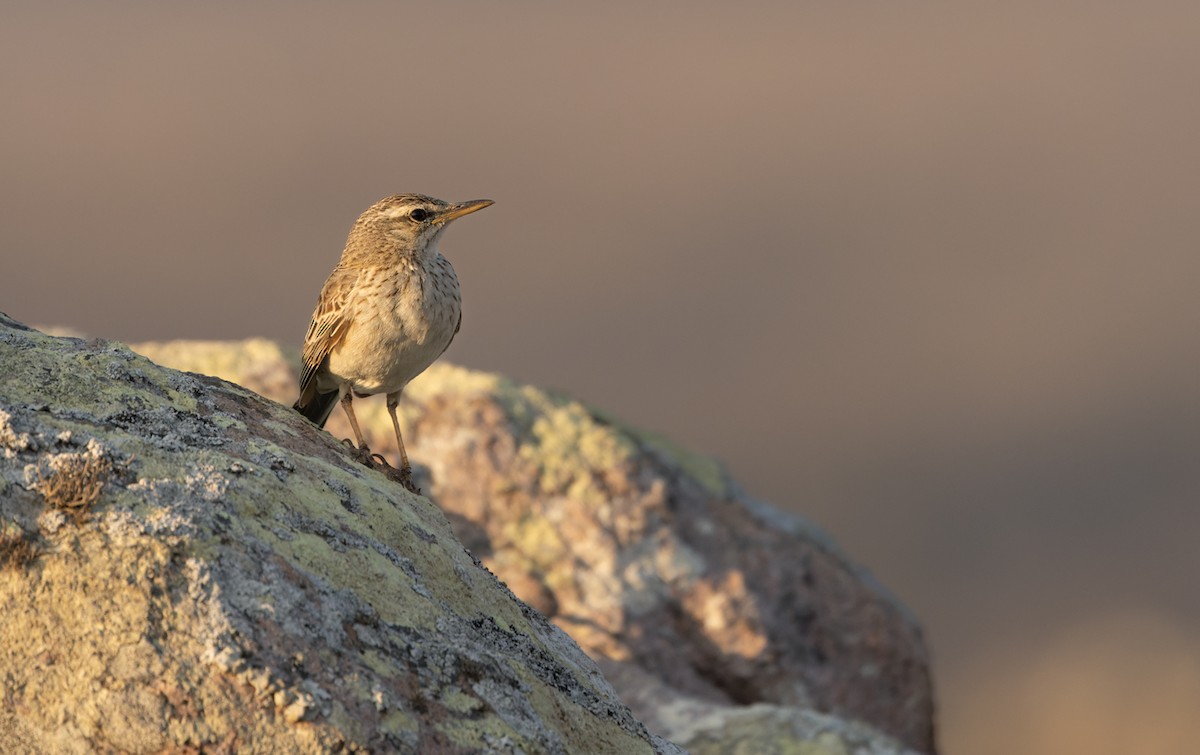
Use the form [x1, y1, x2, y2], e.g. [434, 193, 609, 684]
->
[0, 315, 678, 754]
[131, 337, 937, 753]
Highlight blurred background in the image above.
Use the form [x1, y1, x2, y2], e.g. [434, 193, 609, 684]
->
[3, 3, 1199, 752]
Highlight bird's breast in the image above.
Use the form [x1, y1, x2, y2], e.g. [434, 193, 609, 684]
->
[394, 255, 461, 344]
[327, 255, 462, 395]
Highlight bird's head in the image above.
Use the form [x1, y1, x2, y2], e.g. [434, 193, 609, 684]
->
[352, 193, 494, 257]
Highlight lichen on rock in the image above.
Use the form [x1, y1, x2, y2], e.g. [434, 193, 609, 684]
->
[125, 330, 938, 754]
[0, 313, 676, 754]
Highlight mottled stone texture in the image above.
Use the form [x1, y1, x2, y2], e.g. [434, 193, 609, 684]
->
[0, 315, 677, 754]
[131, 335, 937, 754]
[404, 375, 935, 755]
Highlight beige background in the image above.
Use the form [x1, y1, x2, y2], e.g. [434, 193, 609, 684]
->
[4, 3, 1199, 752]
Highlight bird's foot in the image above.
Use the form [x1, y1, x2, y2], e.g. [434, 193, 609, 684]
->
[382, 462, 420, 495]
[341, 439, 376, 466]
[340, 441, 419, 493]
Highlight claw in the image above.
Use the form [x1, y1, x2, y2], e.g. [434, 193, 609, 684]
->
[342, 443, 420, 494]
[385, 464, 420, 495]
[342, 442, 376, 468]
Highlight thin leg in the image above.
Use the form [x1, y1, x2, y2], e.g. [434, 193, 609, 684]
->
[340, 392, 368, 450]
[386, 392, 411, 471]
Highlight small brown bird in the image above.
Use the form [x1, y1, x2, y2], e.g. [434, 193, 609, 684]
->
[293, 194, 493, 489]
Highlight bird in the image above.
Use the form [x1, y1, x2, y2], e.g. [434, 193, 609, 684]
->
[293, 193, 493, 491]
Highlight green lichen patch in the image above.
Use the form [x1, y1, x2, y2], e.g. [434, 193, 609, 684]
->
[2, 318, 672, 754]
[130, 338, 297, 385]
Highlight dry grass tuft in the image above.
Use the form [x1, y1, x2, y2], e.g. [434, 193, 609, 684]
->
[30, 452, 122, 523]
[0, 520, 39, 569]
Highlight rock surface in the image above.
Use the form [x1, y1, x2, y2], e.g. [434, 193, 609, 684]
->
[0, 315, 678, 754]
[131, 336, 937, 753]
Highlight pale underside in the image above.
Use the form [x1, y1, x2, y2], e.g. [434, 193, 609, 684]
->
[302, 249, 462, 402]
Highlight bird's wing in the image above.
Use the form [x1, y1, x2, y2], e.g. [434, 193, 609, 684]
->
[297, 265, 357, 406]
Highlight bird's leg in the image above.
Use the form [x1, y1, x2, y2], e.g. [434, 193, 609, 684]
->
[386, 392, 411, 472]
[380, 393, 420, 493]
[340, 392, 369, 450]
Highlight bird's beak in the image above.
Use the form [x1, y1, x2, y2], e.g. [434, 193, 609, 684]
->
[436, 199, 494, 224]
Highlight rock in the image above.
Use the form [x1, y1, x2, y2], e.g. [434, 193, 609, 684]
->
[0, 314, 678, 754]
[128, 335, 938, 753]
[600, 659, 922, 754]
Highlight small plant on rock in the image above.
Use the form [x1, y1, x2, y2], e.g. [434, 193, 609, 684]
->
[30, 451, 121, 524]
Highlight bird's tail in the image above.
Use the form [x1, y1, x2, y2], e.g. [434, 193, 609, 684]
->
[293, 389, 340, 429]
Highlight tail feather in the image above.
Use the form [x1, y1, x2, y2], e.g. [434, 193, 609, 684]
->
[293, 388, 340, 429]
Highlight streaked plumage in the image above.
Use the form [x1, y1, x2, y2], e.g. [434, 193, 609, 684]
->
[293, 193, 492, 489]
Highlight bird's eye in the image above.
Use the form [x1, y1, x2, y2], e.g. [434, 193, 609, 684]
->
[409, 208, 429, 222]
